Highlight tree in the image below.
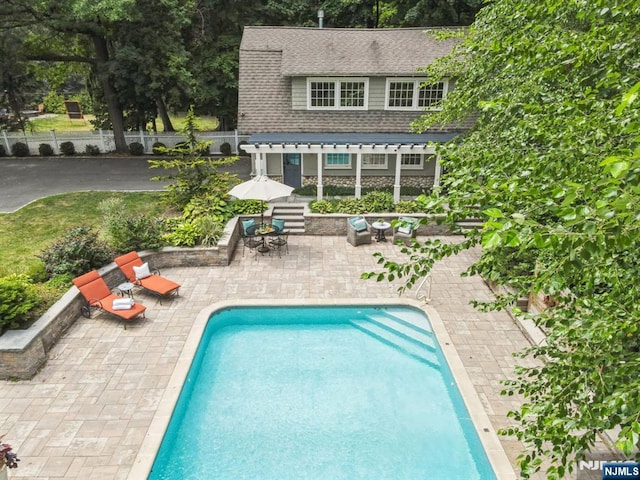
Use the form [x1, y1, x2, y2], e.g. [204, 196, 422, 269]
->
[363, 0, 640, 478]
[0, 0, 197, 149]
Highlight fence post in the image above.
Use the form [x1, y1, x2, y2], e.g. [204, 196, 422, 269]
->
[50, 129, 59, 155]
[234, 129, 239, 154]
[2, 131, 9, 153]
[139, 128, 146, 152]
[99, 129, 107, 153]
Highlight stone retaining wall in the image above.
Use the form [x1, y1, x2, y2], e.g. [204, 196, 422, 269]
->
[0, 218, 242, 380]
[302, 205, 451, 236]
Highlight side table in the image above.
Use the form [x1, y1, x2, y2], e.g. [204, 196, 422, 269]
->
[371, 221, 391, 242]
[117, 282, 135, 298]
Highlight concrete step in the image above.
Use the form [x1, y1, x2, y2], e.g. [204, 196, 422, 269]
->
[271, 202, 306, 234]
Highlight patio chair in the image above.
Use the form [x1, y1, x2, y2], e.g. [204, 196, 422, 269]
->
[393, 216, 419, 246]
[269, 230, 289, 257]
[242, 233, 263, 258]
[72, 270, 146, 328]
[346, 216, 372, 246]
[114, 251, 181, 302]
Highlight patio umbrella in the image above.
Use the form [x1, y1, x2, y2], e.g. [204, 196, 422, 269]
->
[228, 175, 294, 226]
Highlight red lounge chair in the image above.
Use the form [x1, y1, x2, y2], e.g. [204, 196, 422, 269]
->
[114, 251, 180, 302]
[72, 270, 146, 327]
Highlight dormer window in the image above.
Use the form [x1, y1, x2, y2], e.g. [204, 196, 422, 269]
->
[308, 78, 368, 110]
[386, 78, 447, 110]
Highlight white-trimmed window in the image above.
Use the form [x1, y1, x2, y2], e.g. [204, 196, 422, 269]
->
[362, 153, 387, 169]
[386, 78, 447, 110]
[308, 78, 368, 110]
[325, 153, 351, 169]
[401, 153, 424, 169]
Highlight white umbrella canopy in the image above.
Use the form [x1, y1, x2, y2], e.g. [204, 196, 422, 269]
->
[228, 175, 294, 202]
[228, 175, 294, 227]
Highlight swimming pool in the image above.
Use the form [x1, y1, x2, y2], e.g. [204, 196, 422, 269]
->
[144, 303, 503, 480]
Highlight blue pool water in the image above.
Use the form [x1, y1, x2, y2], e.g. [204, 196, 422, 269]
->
[149, 306, 497, 480]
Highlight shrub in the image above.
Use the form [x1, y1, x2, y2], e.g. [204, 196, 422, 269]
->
[152, 142, 166, 155]
[42, 91, 66, 114]
[163, 220, 200, 247]
[309, 200, 335, 214]
[0, 274, 39, 330]
[85, 144, 100, 156]
[194, 216, 224, 247]
[38, 143, 54, 156]
[98, 197, 165, 252]
[394, 200, 420, 214]
[293, 185, 316, 196]
[59, 141, 75, 155]
[361, 191, 394, 213]
[11, 142, 29, 157]
[335, 197, 366, 215]
[0, 144, 5, 157]
[39, 225, 113, 278]
[219, 142, 232, 156]
[230, 199, 265, 216]
[237, 140, 247, 155]
[129, 142, 144, 155]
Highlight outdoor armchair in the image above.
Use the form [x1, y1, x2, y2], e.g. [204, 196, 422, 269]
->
[393, 216, 419, 246]
[347, 216, 372, 246]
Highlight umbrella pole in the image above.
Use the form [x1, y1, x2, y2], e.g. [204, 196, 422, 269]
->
[261, 200, 265, 227]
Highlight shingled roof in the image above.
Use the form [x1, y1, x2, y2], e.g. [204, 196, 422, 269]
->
[240, 26, 461, 76]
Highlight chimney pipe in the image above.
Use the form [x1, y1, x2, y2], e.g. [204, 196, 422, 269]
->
[318, 9, 324, 28]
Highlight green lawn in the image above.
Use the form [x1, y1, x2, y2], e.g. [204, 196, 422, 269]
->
[27, 114, 220, 134]
[0, 192, 166, 276]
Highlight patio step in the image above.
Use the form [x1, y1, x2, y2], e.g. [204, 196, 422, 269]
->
[271, 203, 305, 234]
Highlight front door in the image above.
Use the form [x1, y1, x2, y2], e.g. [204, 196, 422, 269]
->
[283, 153, 301, 188]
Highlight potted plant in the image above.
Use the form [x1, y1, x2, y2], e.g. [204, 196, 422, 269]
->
[0, 436, 19, 478]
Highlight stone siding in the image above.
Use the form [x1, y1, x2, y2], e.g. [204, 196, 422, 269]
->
[303, 175, 434, 189]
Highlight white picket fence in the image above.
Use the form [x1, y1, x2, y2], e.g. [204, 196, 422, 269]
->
[1, 129, 250, 156]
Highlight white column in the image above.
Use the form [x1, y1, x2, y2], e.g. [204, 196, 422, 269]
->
[393, 150, 402, 203]
[433, 154, 442, 188]
[355, 152, 362, 198]
[316, 152, 323, 200]
[255, 152, 262, 175]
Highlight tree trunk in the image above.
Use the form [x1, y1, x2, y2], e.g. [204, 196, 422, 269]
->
[91, 35, 127, 153]
[156, 98, 175, 132]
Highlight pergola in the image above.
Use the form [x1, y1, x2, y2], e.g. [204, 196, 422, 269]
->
[241, 132, 459, 202]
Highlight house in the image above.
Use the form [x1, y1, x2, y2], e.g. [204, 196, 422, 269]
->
[237, 26, 467, 201]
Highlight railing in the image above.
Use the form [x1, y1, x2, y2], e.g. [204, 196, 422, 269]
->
[415, 273, 432, 304]
[0, 129, 249, 156]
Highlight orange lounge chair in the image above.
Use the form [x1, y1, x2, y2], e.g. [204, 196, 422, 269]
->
[114, 251, 180, 302]
[72, 270, 146, 326]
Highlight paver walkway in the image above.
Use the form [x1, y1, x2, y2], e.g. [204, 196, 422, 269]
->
[1, 235, 551, 479]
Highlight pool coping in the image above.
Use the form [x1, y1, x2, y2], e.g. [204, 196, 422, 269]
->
[128, 298, 517, 480]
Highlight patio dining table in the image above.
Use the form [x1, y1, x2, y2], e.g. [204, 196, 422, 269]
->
[254, 224, 279, 253]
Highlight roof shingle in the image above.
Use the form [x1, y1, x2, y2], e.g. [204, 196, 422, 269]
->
[240, 26, 461, 76]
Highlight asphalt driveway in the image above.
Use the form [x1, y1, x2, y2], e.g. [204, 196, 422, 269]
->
[0, 156, 251, 213]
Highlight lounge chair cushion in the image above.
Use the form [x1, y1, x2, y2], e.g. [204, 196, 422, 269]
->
[271, 218, 285, 233]
[399, 216, 418, 231]
[351, 218, 368, 232]
[138, 275, 181, 296]
[133, 262, 151, 280]
[242, 219, 256, 235]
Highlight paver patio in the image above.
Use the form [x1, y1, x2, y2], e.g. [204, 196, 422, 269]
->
[0, 235, 559, 479]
